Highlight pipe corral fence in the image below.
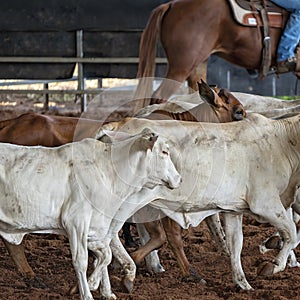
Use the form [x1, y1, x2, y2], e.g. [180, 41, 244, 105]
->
[0, 0, 298, 112]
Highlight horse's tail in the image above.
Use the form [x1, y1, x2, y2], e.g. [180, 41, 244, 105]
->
[132, 3, 171, 114]
[138, 3, 170, 78]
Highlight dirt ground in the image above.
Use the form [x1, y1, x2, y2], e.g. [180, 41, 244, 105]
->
[0, 92, 300, 300]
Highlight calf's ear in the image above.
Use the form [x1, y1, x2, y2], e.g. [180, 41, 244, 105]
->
[197, 79, 228, 109]
[101, 129, 133, 142]
[139, 128, 159, 151]
[198, 79, 215, 104]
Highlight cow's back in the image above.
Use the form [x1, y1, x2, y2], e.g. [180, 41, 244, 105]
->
[101, 114, 292, 210]
[0, 138, 131, 234]
[0, 113, 69, 146]
[0, 142, 74, 229]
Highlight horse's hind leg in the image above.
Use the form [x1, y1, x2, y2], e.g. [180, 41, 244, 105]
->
[151, 61, 208, 103]
[151, 76, 184, 104]
[187, 62, 208, 91]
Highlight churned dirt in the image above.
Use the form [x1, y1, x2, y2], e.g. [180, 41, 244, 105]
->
[1, 218, 300, 300]
[0, 90, 300, 300]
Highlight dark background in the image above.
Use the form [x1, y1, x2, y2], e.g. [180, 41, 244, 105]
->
[0, 0, 297, 96]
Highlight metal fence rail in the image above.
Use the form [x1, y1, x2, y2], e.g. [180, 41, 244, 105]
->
[0, 29, 167, 112]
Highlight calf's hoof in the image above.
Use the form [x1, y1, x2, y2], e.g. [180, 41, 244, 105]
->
[264, 236, 283, 250]
[101, 293, 117, 300]
[257, 261, 275, 276]
[125, 240, 138, 248]
[68, 284, 78, 295]
[182, 276, 207, 284]
[182, 267, 207, 284]
[122, 277, 134, 293]
[25, 276, 48, 289]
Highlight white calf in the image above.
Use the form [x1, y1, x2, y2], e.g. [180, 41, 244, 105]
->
[0, 128, 181, 300]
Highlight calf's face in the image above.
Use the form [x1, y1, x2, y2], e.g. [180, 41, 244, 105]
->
[146, 135, 182, 190]
[198, 80, 246, 123]
[217, 88, 246, 122]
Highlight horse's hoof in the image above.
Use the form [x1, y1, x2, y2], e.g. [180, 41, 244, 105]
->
[156, 99, 166, 104]
[191, 267, 207, 284]
[150, 98, 166, 105]
[122, 277, 134, 293]
[68, 284, 79, 295]
[257, 261, 275, 276]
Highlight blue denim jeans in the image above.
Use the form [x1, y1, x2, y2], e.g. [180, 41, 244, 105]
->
[271, 0, 300, 61]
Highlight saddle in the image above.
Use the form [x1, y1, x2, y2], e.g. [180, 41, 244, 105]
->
[228, 0, 300, 78]
[228, 0, 286, 27]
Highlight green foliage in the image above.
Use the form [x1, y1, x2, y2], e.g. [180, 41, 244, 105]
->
[275, 95, 299, 101]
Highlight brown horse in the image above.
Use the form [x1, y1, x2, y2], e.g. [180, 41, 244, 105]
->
[134, 0, 296, 110]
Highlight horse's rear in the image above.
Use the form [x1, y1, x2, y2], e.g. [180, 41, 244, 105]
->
[135, 0, 282, 105]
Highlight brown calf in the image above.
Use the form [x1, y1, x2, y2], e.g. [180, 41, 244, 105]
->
[143, 80, 246, 123]
[0, 113, 103, 146]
